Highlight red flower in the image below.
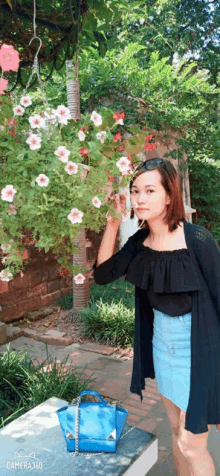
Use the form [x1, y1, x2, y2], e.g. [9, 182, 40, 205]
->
[113, 112, 125, 120]
[113, 133, 122, 143]
[118, 146, 124, 152]
[80, 128, 84, 131]
[109, 176, 114, 182]
[144, 142, 156, 151]
[145, 134, 153, 141]
[106, 169, 111, 174]
[79, 147, 89, 156]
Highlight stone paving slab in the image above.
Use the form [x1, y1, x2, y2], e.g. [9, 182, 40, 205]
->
[0, 397, 158, 476]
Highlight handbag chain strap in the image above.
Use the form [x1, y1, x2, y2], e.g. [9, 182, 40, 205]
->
[69, 396, 135, 458]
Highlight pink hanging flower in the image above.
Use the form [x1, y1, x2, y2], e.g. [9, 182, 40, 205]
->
[0, 44, 19, 72]
[56, 105, 71, 125]
[96, 131, 106, 143]
[35, 174, 50, 187]
[1, 184, 17, 202]
[68, 208, 84, 224]
[20, 95, 32, 107]
[78, 130, 86, 141]
[13, 105, 25, 116]
[26, 133, 42, 150]
[73, 273, 86, 284]
[91, 111, 102, 126]
[29, 114, 46, 129]
[0, 78, 8, 95]
[54, 146, 70, 163]
[64, 162, 78, 175]
[116, 157, 131, 174]
[92, 196, 102, 208]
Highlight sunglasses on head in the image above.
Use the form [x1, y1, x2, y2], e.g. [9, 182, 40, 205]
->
[134, 158, 166, 172]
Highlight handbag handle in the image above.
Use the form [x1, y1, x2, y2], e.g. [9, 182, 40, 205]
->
[78, 390, 107, 405]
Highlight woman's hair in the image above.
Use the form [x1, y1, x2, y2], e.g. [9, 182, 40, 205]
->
[129, 158, 186, 232]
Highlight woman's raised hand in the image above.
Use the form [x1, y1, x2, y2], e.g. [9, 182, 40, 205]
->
[107, 192, 127, 227]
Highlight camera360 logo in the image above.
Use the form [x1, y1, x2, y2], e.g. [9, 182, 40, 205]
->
[7, 452, 43, 470]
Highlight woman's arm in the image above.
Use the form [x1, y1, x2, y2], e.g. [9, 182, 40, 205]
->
[93, 226, 138, 285]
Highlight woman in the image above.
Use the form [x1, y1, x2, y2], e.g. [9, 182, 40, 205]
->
[93, 158, 220, 475]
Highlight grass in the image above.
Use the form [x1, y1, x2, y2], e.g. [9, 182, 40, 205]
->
[0, 277, 135, 429]
[0, 342, 97, 429]
[58, 276, 135, 349]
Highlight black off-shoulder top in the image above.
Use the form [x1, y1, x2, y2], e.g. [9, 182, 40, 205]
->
[124, 245, 197, 317]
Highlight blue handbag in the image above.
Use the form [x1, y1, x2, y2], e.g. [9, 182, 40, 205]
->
[57, 390, 129, 456]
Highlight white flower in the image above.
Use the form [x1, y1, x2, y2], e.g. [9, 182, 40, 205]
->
[91, 111, 102, 126]
[106, 211, 113, 222]
[13, 105, 25, 116]
[96, 131, 106, 143]
[0, 125, 4, 130]
[55, 146, 70, 163]
[68, 208, 84, 224]
[56, 105, 71, 125]
[65, 162, 78, 175]
[20, 95, 32, 107]
[36, 174, 50, 187]
[44, 108, 58, 125]
[78, 130, 86, 141]
[26, 133, 42, 150]
[29, 114, 46, 129]
[0, 270, 13, 282]
[116, 118, 124, 125]
[1, 244, 11, 253]
[1, 185, 17, 202]
[92, 196, 102, 208]
[122, 211, 130, 222]
[120, 168, 132, 176]
[116, 157, 131, 174]
[73, 273, 86, 284]
[139, 18, 145, 25]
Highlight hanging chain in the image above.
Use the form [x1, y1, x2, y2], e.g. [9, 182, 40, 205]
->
[68, 396, 135, 458]
[21, 0, 48, 107]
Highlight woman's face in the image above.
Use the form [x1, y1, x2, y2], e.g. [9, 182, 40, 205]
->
[130, 169, 170, 221]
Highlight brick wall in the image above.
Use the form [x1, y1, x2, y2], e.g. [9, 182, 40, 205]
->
[0, 227, 120, 323]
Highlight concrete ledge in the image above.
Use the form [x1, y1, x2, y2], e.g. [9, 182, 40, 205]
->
[0, 397, 158, 476]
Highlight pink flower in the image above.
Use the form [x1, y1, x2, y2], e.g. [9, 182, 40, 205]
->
[68, 208, 84, 224]
[13, 105, 25, 116]
[92, 196, 102, 208]
[1, 184, 17, 202]
[78, 130, 86, 141]
[96, 131, 106, 143]
[0, 44, 19, 72]
[56, 105, 71, 125]
[79, 147, 89, 156]
[26, 134, 42, 150]
[55, 146, 70, 163]
[65, 162, 78, 175]
[0, 78, 8, 94]
[1, 244, 11, 253]
[116, 157, 131, 174]
[91, 111, 102, 126]
[7, 204, 17, 215]
[35, 174, 50, 187]
[20, 96, 32, 107]
[73, 273, 86, 284]
[0, 270, 13, 282]
[29, 114, 46, 129]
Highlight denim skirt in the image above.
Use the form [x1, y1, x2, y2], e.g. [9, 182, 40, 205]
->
[152, 307, 192, 412]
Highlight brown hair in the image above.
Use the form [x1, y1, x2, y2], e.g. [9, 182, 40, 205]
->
[129, 158, 186, 232]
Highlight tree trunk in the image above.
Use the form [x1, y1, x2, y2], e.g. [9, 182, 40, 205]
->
[66, 57, 90, 311]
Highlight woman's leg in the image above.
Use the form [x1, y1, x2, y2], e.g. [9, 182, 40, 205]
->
[160, 394, 191, 475]
[177, 409, 215, 476]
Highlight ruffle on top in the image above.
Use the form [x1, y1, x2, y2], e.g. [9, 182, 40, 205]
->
[124, 245, 202, 293]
